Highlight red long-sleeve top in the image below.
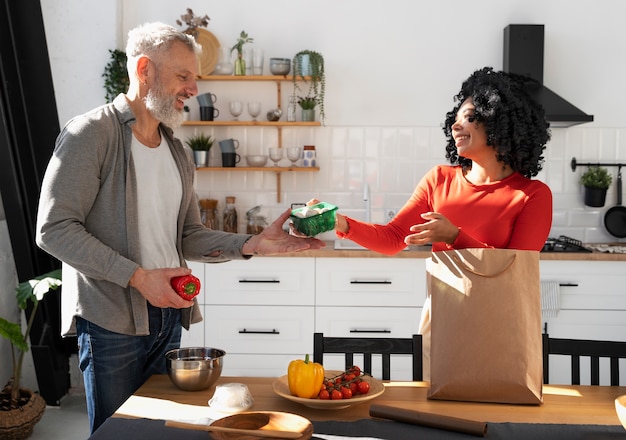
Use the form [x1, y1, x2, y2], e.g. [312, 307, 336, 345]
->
[337, 165, 552, 254]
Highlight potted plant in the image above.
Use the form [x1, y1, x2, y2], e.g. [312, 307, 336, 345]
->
[102, 49, 129, 103]
[292, 50, 325, 123]
[0, 269, 62, 439]
[297, 96, 318, 122]
[579, 166, 612, 207]
[231, 31, 254, 76]
[185, 133, 214, 167]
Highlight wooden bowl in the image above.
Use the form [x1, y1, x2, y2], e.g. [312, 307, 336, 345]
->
[209, 411, 313, 440]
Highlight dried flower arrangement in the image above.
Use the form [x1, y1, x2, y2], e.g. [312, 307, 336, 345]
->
[176, 8, 210, 39]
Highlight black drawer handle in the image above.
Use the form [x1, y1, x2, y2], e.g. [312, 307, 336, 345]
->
[349, 329, 391, 333]
[238, 329, 280, 334]
[238, 279, 280, 283]
[349, 280, 392, 285]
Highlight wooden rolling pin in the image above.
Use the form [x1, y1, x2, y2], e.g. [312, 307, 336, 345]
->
[369, 404, 488, 437]
[164, 420, 302, 439]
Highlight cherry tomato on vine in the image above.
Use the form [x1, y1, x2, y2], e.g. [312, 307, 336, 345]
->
[340, 387, 353, 399]
[357, 381, 370, 394]
[330, 389, 343, 400]
[318, 389, 330, 400]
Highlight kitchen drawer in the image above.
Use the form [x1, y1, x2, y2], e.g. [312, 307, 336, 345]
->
[316, 258, 426, 307]
[205, 305, 314, 354]
[541, 261, 626, 310]
[204, 258, 315, 306]
[315, 306, 422, 337]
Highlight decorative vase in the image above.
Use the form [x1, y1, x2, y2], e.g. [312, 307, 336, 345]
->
[301, 108, 315, 122]
[193, 150, 208, 168]
[234, 53, 246, 76]
[0, 388, 46, 440]
[583, 186, 607, 207]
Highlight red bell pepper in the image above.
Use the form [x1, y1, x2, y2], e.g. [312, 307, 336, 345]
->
[170, 274, 201, 300]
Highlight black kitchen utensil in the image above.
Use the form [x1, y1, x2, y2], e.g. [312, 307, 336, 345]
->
[603, 168, 626, 238]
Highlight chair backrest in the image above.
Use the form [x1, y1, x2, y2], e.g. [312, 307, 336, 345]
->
[313, 332, 423, 380]
[543, 333, 626, 386]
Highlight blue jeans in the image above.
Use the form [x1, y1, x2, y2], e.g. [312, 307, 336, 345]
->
[76, 304, 182, 433]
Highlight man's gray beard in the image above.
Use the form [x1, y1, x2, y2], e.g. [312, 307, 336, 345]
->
[144, 88, 185, 129]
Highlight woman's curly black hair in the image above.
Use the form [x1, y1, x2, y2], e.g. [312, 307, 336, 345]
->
[442, 67, 551, 178]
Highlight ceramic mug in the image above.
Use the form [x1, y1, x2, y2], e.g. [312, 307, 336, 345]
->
[199, 106, 219, 121]
[219, 138, 240, 153]
[196, 92, 217, 107]
[222, 152, 241, 167]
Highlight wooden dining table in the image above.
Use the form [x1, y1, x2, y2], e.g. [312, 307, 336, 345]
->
[89, 375, 626, 439]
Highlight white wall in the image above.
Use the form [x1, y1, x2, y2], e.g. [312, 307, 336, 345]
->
[40, 0, 626, 245]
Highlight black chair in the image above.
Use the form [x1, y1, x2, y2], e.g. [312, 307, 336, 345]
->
[543, 330, 626, 386]
[313, 332, 423, 380]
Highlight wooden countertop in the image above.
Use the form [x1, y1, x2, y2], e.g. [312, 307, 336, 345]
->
[116, 374, 626, 426]
[268, 241, 626, 261]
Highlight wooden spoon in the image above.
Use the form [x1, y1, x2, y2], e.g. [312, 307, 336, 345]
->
[164, 420, 303, 439]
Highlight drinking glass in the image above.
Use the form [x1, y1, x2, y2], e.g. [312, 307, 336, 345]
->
[229, 101, 243, 121]
[247, 102, 261, 121]
[269, 147, 283, 167]
[286, 146, 302, 167]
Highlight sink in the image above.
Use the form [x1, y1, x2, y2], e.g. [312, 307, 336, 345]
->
[333, 240, 368, 250]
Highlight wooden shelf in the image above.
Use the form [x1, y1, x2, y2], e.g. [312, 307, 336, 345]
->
[182, 121, 320, 127]
[197, 166, 319, 203]
[197, 75, 312, 82]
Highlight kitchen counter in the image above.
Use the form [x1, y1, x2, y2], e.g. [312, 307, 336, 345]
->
[270, 241, 626, 261]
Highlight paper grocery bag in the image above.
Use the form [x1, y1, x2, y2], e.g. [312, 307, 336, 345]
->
[427, 248, 543, 405]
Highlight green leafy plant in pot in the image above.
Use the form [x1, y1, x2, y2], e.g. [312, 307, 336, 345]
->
[292, 50, 325, 123]
[297, 95, 317, 122]
[185, 133, 214, 167]
[102, 49, 129, 103]
[0, 269, 62, 438]
[579, 166, 612, 207]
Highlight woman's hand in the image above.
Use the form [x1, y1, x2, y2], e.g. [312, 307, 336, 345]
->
[405, 212, 459, 246]
[243, 209, 325, 255]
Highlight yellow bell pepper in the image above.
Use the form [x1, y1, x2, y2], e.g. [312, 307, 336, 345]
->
[287, 354, 325, 398]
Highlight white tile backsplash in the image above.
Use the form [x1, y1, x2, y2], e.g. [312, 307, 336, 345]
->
[182, 125, 626, 244]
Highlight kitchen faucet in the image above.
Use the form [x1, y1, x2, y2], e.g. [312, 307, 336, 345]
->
[363, 183, 371, 223]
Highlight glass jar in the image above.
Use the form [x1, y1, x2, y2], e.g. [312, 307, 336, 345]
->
[223, 196, 238, 233]
[199, 199, 218, 229]
[245, 205, 267, 235]
[302, 145, 316, 167]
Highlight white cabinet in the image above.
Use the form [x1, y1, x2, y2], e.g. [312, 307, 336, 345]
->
[201, 258, 315, 376]
[541, 260, 626, 385]
[315, 258, 426, 380]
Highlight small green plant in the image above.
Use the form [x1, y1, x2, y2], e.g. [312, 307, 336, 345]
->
[579, 166, 612, 189]
[292, 50, 325, 123]
[231, 31, 254, 76]
[102, 49, 129, 103]
[0, 269, 62, 407]
[185, 133, 214, 151]
[175, 8, 210, 39]
[297, 96, 317, 110]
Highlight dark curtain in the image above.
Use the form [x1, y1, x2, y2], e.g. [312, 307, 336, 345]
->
[0, 0, 71, 405]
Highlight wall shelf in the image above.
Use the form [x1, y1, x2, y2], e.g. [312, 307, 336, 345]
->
[191, 75, 321, 202]
[197, 166, 320, 203]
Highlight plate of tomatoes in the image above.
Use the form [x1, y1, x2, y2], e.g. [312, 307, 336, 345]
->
[272, 366, 385, 410]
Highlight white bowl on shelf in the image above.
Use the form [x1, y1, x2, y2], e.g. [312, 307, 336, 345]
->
[245, 155, 268, 167]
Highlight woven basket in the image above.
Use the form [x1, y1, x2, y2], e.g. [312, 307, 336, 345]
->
[0, 388, 46, 440]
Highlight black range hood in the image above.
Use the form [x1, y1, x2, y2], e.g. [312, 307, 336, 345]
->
[503, 24, 593, 128]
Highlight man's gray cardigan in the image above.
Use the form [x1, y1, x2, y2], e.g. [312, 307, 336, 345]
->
[36, 94, 251, 337]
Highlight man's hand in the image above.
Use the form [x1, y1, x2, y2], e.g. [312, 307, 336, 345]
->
[243, 209, 325, 255]
[129, 266, 196, 308]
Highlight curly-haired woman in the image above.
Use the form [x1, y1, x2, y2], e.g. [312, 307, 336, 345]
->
[313, 67, 553, 378]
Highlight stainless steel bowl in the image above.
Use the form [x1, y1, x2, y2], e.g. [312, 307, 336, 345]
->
[165, 347, 225, 391]
[270, 58, 291, 75]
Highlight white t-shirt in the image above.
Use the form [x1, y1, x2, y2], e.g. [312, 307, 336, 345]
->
[131, 133, 182, 269]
